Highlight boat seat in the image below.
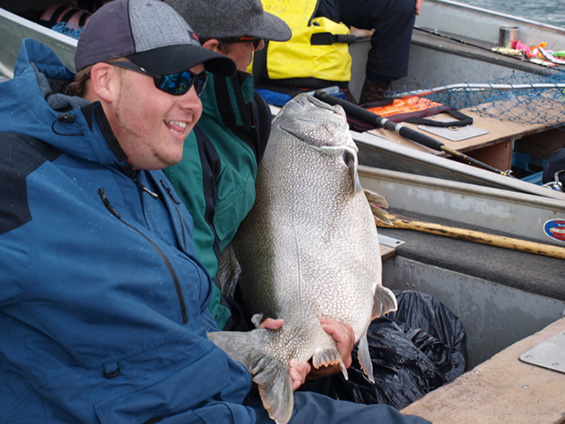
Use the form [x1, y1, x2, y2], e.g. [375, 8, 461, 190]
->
[401, 317, 565, 423]
[378, 210, 565, 301]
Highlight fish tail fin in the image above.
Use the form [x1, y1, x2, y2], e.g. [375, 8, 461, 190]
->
[372, 285, 398, 319]
[357, 332, 375, 383]
[208, 330, 295, 424]
[254, 359, 294, 424]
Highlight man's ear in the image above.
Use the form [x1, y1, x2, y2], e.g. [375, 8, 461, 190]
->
[201, 38, 221, 53]
[89, 62, 118, 103]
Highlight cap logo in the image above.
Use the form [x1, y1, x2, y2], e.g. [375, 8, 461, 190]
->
[189, 30, 200, 43]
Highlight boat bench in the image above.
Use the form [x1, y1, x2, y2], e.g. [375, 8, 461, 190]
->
[379, 243, 397, 262]
[400, 317, 565, 424]
[379, 213, 565, 302]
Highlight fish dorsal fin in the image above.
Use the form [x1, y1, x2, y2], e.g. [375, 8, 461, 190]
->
[371, 285, 398, 319]
[360, 287, 397, 384]
[216, 244, 242, 299]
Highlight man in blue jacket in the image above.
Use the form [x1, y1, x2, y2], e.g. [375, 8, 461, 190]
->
[0, 0, 430, 423]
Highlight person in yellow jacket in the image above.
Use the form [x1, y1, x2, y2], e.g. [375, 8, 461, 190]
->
[316, 0, 425, 103]
[254, 0, 354, 91]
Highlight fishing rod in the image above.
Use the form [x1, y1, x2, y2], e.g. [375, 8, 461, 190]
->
[313, 90, 511, 176]
[414, 26, 500, 54]
[413, 26, 565, 69]
[391, 82, 565, 99]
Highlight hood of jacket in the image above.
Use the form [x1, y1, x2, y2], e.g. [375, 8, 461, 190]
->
[0, 38, 129, 170]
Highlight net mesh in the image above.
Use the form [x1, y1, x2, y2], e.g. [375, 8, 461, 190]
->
[391, 71, 565, 128]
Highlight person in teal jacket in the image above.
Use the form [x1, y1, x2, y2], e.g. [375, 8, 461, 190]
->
[164, 0, 367, 384]
[164, 0, 293, 330]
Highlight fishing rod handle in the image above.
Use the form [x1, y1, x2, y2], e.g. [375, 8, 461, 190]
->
[314, 90, 384, 126]
[313, 91, 508, 175]
[395, 124, 445, 151]
[314, 90, 445, 150]
[397, 126, 506, 174]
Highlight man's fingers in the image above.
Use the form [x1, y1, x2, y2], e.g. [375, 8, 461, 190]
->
[258, 318, 284, 330]
[320, 317, 355, 369]
[289, 359, 311, 390]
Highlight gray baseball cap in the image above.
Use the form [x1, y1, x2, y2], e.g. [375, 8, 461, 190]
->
[74, 0, 236, 76]
[165, 0, 292, 41]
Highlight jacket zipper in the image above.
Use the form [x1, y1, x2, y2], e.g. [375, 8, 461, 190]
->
[97, 187, 189, 324]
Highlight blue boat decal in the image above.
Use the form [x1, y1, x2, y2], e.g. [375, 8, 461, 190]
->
[544, 219, 565, 242]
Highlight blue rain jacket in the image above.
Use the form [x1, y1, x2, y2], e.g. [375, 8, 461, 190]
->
[0, 39, 255, 424]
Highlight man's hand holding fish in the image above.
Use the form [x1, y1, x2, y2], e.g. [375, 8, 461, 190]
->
[259, 317, 356, 388]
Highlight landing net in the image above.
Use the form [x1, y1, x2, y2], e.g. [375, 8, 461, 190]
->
[391, 71, 565, 127]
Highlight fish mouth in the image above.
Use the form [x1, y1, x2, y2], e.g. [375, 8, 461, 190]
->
[280, 92, 346, 118]
[278, 113, 354, 149]
[276, 105, 350, 149]
[279, 123, 349, 149]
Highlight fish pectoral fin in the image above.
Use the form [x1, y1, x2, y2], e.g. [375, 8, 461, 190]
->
[216, 244, 242, 299]
[208, 330, 295, 424]
[251, 313, 265, 328]
[371, 285, 398, 319]
[363, 189, 389, 208]
[343, 147, 363, 193]
[369, 203, 392, 225]
[357, 333, 375, 384]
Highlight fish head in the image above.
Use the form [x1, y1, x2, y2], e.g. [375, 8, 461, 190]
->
[273, 93, 352, 149]
[272, 93, 361, 191]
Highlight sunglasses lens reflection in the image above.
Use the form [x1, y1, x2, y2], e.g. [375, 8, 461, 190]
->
[157, 72, 208, 96]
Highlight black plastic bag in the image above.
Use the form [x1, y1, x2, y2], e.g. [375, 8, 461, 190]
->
[330, 290, 467, 409]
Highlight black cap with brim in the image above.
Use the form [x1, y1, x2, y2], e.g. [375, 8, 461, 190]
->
[242, 10, 292, 42]
[128, 44, 236, 76]
[75, 0, 237, 76]
[165, 0, 292, 42]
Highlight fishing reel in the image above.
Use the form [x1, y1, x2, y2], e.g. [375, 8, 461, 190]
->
[542, 169, 564, 192]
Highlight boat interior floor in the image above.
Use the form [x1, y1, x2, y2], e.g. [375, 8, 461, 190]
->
[379, 209, 565, 301]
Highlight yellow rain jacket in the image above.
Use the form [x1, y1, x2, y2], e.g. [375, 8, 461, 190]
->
[253, 0, 352, 88]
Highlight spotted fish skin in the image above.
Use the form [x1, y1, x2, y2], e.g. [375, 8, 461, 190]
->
[209, 93, 397, 424]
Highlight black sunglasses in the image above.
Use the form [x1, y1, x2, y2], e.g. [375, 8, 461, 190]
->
[220, 36, 263, 49]
[106, 61, 208, 96]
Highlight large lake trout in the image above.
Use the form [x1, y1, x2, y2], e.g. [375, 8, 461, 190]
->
[209, 94, 397, 423]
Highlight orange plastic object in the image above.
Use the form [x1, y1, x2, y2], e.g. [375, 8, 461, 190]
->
[366, 96, 446, 117]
